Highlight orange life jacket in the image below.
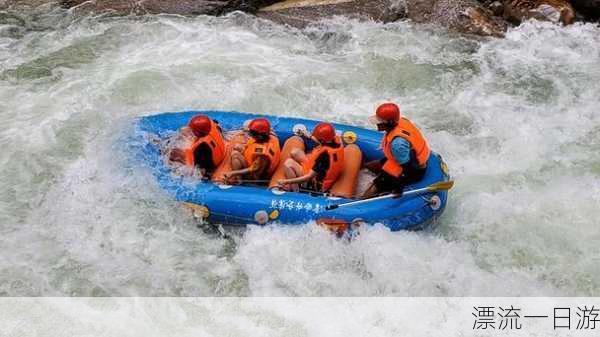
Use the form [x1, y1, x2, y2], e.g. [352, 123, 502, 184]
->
[381, 117, 430, 178]
[303, 136, 345, 191]
[243, 134, 281, 175]
[185, 120, 226, 168]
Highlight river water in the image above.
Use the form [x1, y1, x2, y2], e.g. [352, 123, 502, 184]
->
[0, 4, 599, 296]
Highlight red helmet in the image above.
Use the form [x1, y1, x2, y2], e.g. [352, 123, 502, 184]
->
[373, 103, 400, 123]
[248, 118, 271, 135]
[188, 115, 212, 136]
[312, 123, 336, 143]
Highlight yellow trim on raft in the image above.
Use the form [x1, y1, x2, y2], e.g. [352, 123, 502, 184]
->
[342, 131, 357, 144]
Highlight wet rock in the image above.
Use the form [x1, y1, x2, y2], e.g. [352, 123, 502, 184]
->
[488, 1, 505, 16]
[570, 0, 600, 20]
[5, 0, 582, 38]
[60, 0, 222, 16]
[260, 0, 507, 37]
[407, 0, 508, 37]
[218, 0, 281, 14]
[257, 0, 404, 28]
[404, 0, 436, 23]
[502, 0, 575, 25]
[60, 0, 282, 16]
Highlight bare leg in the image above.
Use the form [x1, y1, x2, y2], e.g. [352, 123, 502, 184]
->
[290, 148, 308, 163]
[230, 150, 246, 170]
[283, 148, 308, 191]
[227, 149, 247, 184]
[282, 158, 304, 192]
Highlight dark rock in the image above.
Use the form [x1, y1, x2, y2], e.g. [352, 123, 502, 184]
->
[434, 0, 507, 36]
[257, 0, 404, 28]
[570, 0, 600, 20]
[260, 0, 507, 37]
[488, 1, 504, 16]
[407, 0, 508, 37]
[405, 0, 436, 23]
[60, 0, 282, 16]
[217, 0, 281, 14]
[503, 0, 575, 25]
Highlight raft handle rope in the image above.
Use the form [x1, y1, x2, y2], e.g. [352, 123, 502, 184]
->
[213, 179, 271, 184]
[213, 179, 334, 197]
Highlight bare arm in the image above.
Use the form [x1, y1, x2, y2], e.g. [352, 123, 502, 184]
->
[169, 149, 186, 163]
[226, 167, 253, 178]
[279, 170, 316, 185]
[226, 157, 268, 178]
[168, 127, 196, 164]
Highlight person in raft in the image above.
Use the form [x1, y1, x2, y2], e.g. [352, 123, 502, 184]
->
[277, 122, 345, 193]
[224, 118, 281, 184]
[361, 102, 431, 199]
[169, 114, 226, 178]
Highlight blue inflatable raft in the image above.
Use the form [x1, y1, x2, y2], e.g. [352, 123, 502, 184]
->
[134, 111, 451, 231]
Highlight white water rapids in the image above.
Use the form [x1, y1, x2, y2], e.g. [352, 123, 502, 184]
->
[0, 4, 599, 296]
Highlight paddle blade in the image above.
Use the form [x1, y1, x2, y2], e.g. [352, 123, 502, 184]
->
[427, 180, 454, 192]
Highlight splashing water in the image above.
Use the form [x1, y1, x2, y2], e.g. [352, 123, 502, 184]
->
[0, 4, 599, 296]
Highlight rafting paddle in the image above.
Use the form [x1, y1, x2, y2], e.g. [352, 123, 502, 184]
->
[325, 180, 454, 210]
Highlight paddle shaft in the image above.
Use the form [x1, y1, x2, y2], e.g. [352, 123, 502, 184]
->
[326, 187, 427, 210]
[326, 180, 454, 210]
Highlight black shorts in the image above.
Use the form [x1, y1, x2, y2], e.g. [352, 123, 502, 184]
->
[373, 171, 405, 194]
[373, 163, 427, 194]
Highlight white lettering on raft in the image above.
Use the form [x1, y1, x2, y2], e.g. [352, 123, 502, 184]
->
[270, 199, 323, 214]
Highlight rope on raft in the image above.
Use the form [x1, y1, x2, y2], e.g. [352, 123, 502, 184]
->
[211, 179, 334, 197]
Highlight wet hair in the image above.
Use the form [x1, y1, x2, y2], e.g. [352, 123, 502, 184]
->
[377, 121, 397, 132]
[249, 130, 270, 143]
[322, 139, 340, 148]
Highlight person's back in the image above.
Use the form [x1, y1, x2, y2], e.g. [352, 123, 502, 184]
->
[302, 128, 345, 192]
[243, 131, 281, 180]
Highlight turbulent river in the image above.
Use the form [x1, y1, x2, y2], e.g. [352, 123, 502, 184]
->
[0, 4, 599, 296]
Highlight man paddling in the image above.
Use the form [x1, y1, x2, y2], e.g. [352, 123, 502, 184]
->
[362, 102, 431, 199]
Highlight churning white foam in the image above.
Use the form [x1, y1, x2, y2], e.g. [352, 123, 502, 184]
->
[0, 8, 598, 296]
